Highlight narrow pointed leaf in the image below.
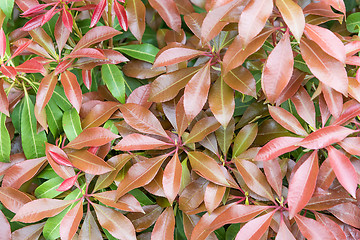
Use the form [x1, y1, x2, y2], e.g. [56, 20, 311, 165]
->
[185, 117, 220, 144]
[233, 123, 258, 157]
[114, 133, 172, 151]
[114, 1, 128, 31]
[93, 191, 143, 213]
[101, 64, 126, 103]
[295, 214, 336, 240]
[269, 105, 307, 136]
[0, 187, 32, 213]
[151, 207, 175, 240]
[263, 158, 283, 197]
[275, 219, 296, 240]
[0, 27, 6, 58]
[163, 153, 182, 203]
[73, 26, 120, 51]
[223, 66, 257, 98]
[90, 0, 106, 27]
[126, 0, 146, 42]
[148, 0, 181, 32]
[60, 200, 83, 240]
[322, 84, 343, 119]
[35, 72, 57, 113]
[255, 137, 302, 161]
[328, 203, 360, 229]
[291, 86, 316, 129]
[0, 113, 10, 162]
[78, 208, 103, 239]
[63, 108, 82, 141]
[11, 222, 45, 240]
[81, 101, 119, 129]
[57, 175, 78, 192]
[153, 45, 204, 68]
[67, 150, 114, 175]
[56, 11, 72, 52]
[29, 27, 57, 59]
[61, 70, 82, 113]
[62, 8, 73, 32]
[66, 127, 120, 149]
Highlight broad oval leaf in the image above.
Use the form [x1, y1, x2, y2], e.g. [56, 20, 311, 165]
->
[188, 151, 229, 187]
[295, 214, 336, 240]
[81, 101, 119, 129]
[12, 199, 74, 223]
[151, 207, 175, 240]
[300, 38, 348, 96]
[115, 43, 158, 63]
[114, 133, 172, 151]
[93, 191, 143, 213]
[153, 45, 204, 68]
[101, 64, 126, 103]
[262, 31, 293, 104]
[291, 86, 316, 129]
[287, 151, 319, 219]
[119, 103, 168, 138]
[61, 70, 82, 113]
[298, 126, 355, 149]
[263, 158, 283, 197]
[185, 117, 220, 144]
[148, 0, 181, 32]
[67, 150, 114, 175]
[276, 0, 305, 42]
[204, 182, 226, 214]
[93, 203, 136, 240]
[29, 28, 57, 59]
[11, 222, 45, 240]
[327, 146, 358, 198]
[66, 127, 120, 149]
[328, 203, 360, 229]
[126, 0, 146, 42]
[255, 137, 302, 161]
[90, 0, 106, 27]
[339, 137, 360, 155]
[163, 153, 182, 203]
[233, 123, 258, 158]
[269, 105, 307, 136]
[223, 66, 257, 98]
[0, 187, 32, 213]
[315, 212, 347, 240]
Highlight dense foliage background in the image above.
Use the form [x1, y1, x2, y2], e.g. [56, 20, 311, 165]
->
[1, 0, 360, 239]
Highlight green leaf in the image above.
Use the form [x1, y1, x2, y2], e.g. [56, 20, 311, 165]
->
[0, 0, 14, 18]
[34, 177, 63, 199]
[37, 165, 59, 179]
[347, 12, 360, 33]
[11, 99, 23, 133]
[43, 186, 84, 240]
[115, 43, 159, 63]
[103, 228, 120, 240]
[128, 189, 155, 205]
[294, 54, 311, 74]
[46, 99, 63, 138]
[52, 86, 72, 112]
[62, 108, 82, 142]
[101, 64, 126, 103]
[225, 223, 241, 240]
[0, 113, 10, 162]
[21, 93, 47, 159]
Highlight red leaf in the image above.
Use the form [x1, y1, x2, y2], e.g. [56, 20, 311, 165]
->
[16, 58, 46, 74]
[48, 150, 72, 167]
[61, 70, 82, 113]
[238, 0, 273, 47]
[263, 158, 283, 197]
[295, 214, 336, 240]
[327, 146, 358, 198]
[41, 3, 58, 26]
[332, 99, 360, 126]
[35, 72, 57, 114]
[185, 117, 220, 144]
[126, 0, 146, 42]
[328, 203, 360, 229]
[234, 210, 276, 240]
[0, 28, 6, 58]
[0, 80, 9, 116]
[0, 187, 32, 213]
[262, 31, 293, 103]
[57, 174, 78, 192]
[21, 15, 43, 31]
[300, 38, 348, 96]
[55, 59, 73, 75]
[81, 101, 120, 129]
[204, 182, 226, 214]
[67, 150, 114, 175]
[315, 212, 347, 240]
[255, 137, 302, 161]
[0, 210, 10, 239]
[92, 191, 143, 213]
[78, 208, 102, 239]
[126, 84, 152, 109]
[339, 137, 360, 156]
[62, 7, 73, 32]
[82, 70, 92, 89]
[119, 103, 168, 138]
[66, 127, 120, 149]
[298, 126, 355, 149]
[12, 199, 74, 223]
[60, 200, 83, 240]
[114, 1, 128, 31]
[275, 219, 296, 240]
[66, 48, 106, 60]
[90, 0, 107, 28]
[322, 84, 343, 119]
[0, 65, 17, 79]
[9, 39, 34, 60]
[269, 105, 307, 136]
[223, 66, 257, 98]
[291, 86, 316, 129]
[163, 152, 182, 203]
[276, 69, 306, 105]
[45, 143, 76, 180]
[148, 0, 181, 32]
[114, 133, 172, 151]
[287, 151, 319, 219]
[151, 207, 175, 240]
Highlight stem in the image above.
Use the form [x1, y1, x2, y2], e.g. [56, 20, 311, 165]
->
[108, 0, 114, 48]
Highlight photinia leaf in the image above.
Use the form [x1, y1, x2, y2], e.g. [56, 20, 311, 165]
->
[339, 137, 360, 156]
[151, 207, 175, 240]
[66, 127, 120, 149]
[315, 212, 347, 240]
[60, 200, 83, 240]
[62, 7, 73, 32]
[233, 123, 258, 158]
[119, 103, 168, 138]
[115, 43, 158, 63]
[255, 136, 302, 161]
[234, 210, 276, 240]
[114, 0, 128, 31]
[56, 174, 78, 192]
[115, 154, 169, 199]
[238, 0, 273, 47]
[276, 69, 306, 105]
[0, 210, 10, 240]
[45, 143, 76, 180]
[0, 187, 32, 213]
[29, 27, 57, 59]
[185, 117, 221, 144]
[21, 15, 42, 32]
[61, 70, 82, 113]
[275, 219, 296, 240]
[223, 66, 257, 98]
[82, 70, 92, 89]
[92, 203, 136, 240]
[0, 113, 10, 162]
[263, 158, 282, 197]
[41, 3, 58, 26]
[63, 108, 82, 142]
[90, 0, 106, 28]
[0, 27, 6, 58]
[101, 64, 126, 103]
[188, 151, 229, 187]
[78, 208, 103, 239]
[16, 58, 46, 75]
[163, 152, 182, 203]
[184, 12, 205, 39]
[235, 158, 274, 201]
[0, 80, 9, 116]
[322, 84, 343, 119]
[81, 101, 119, 129]
[269, 105, 307, 136]
[0, 0, 14, 18]
[67, 150, 114, 175]
[287, 151, 319, 219]
[298, 126, 355, 149]
[11, 222, 45, 240]
[12, 199, 74, 223]
[276, 0, 305, 42]
[300, 38, 348, 96]
[204, 182, 226, 214]
[179, 177, 207, 212]
[294, 214, 336, 240]
[327, 146, 358, 198]
[291, 86, 316, 129]
[114, 133, 172, 151]
[123, 60, 166, 79]
[92, 191, 143, 213]
[328, 203, 360, 229]
[35, 72, 57, 113]
[262, 31, 293, 104]
[126, 84, 152, 109]
[126, 0, 146, 42]
[148, 0, 181, 32]
[66, 48, 106, 60]
[1, 65, 17, 79]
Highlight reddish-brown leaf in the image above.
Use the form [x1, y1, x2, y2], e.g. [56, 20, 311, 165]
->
[60, 200, 83, 240]
[114, 133, 172, 151]
[235, 210, 276, 240]
[235, 158, 274, 201]
[332, 99, 360, 126]
[61, 70, 82, 113]
[316, 157, 336, 190]
[300, 38, 348, 96]
[0, 28, 6, 58]
[262, 31, 293, 103]
[1, 65, 17, 79]
[82, 70, 92, 89]
[276, 0, 305, 42]
[16, 58, 46, 75]
[2, 157, 47, 189]
[184, 13, 204, 39]
[315, 212, 347, 240]
[276, 69, 306, 105]
[185, 117, 220, 144]
[81, 101, 120, 129]
[148, 0, 181, 32]
[288, 151, 319, 219]
[66, 48, 106, 60]
[275, 219, 296, 240]
[93, 191, 143, 213]
[163, 153, 182, 203]
[153, 45, 204, 68]
[263, 158, 283, 197]
[348, 76, 360, 103]
[151, 207, 175, 240]
[0, 187, 32, 213]
[298, 126, 355, 149]
[204, 182, 226, 214]
[12, 199, 74, 223]
[93, 203, 136, 240]
[339, 137, 360, 156]
[0, 80, 9, 116]
[0, 210, 10, 240]
[78, 208, 102, 240]
[115, 154, 169, 199]
[29, 27, 57, 59]
[327, 146, 358, 198]
[119, 103, 168, 138]
[238, 0, 273, 47]
[66, 127, 119, 149]
[295, 214, 336, 240]
[90, 0, 106, 28]
[322, 84, 343, 119]
[127, 205, 163, 232]
[11, 222, 45, 240]
[73, 26, 120, 52]
[255, 137, 301, 161]
[123, 60, 165, 79]
[45, 143, 76, 180]
[126, 84, 152, 109]
[184, 62, 211, 121]
[328, 203, 360, 229]
[223, 66, 257, 98]
[269, 105, 307, 136]
[179, 177, 207, 212]
[291, 86, 316, 129]
[67, 150, 114, 175]
[126, 0, 146, 42]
